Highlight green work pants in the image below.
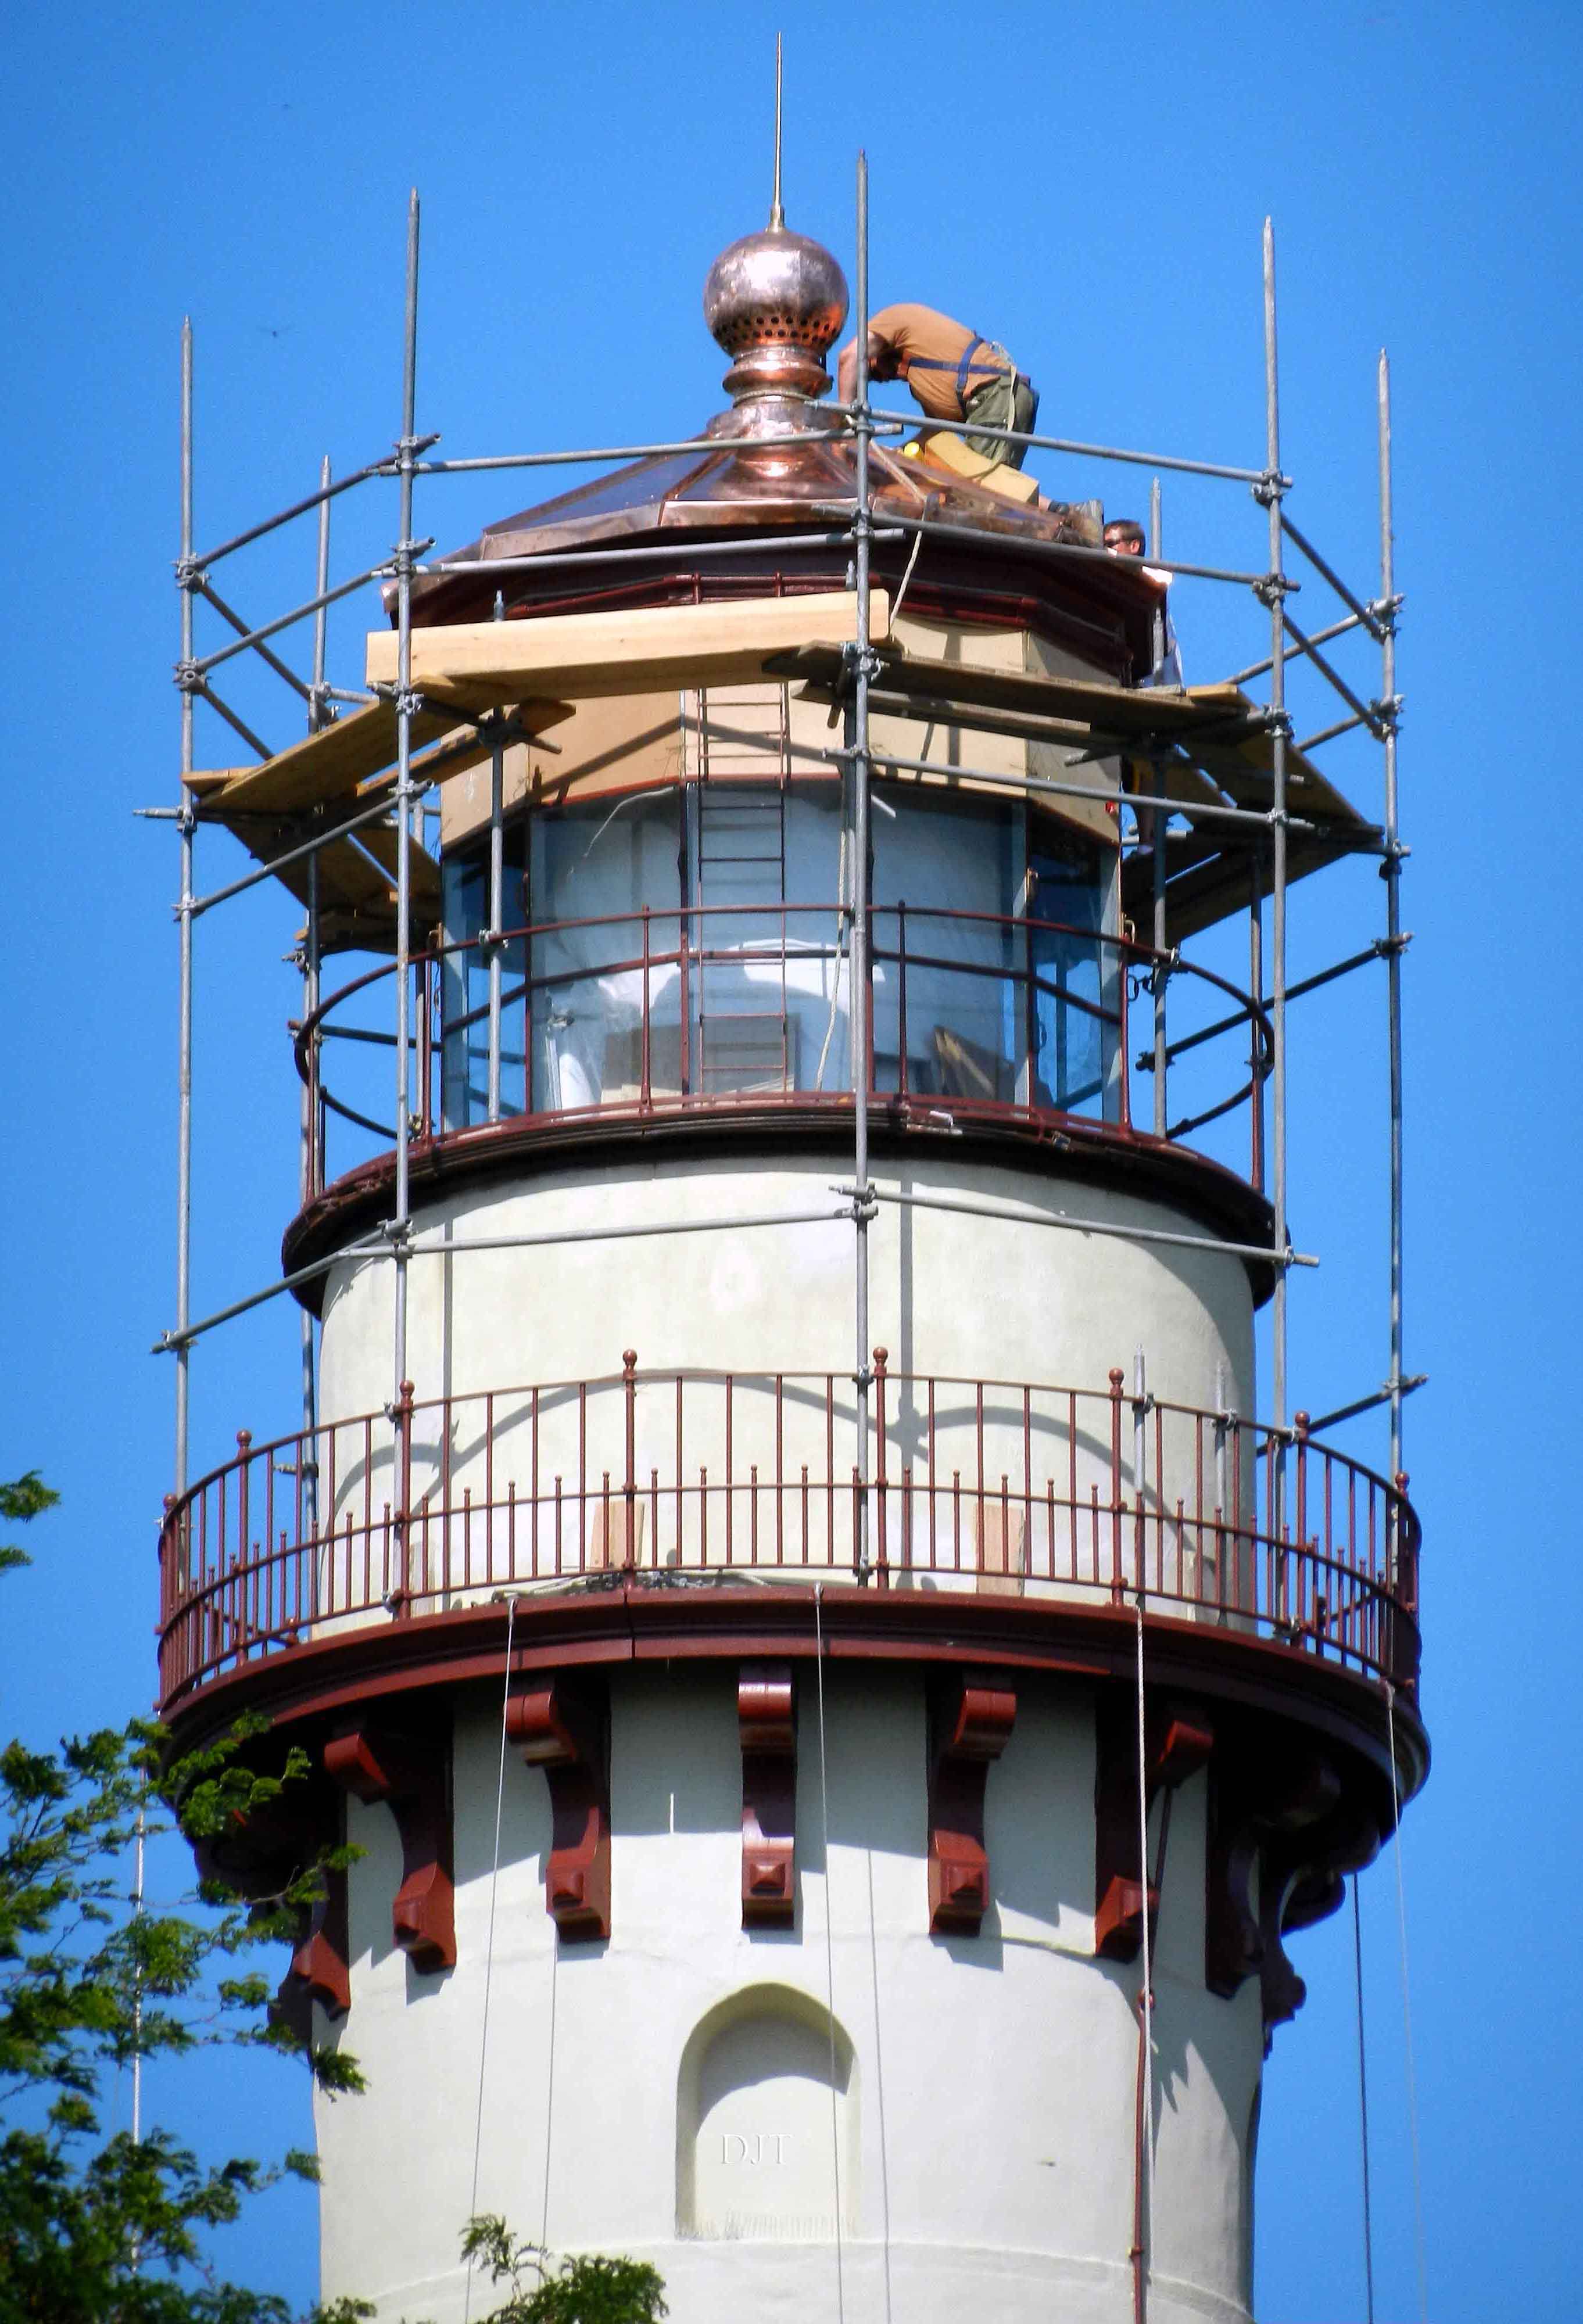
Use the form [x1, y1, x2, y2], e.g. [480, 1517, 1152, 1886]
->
[963, 372, 1039, 467]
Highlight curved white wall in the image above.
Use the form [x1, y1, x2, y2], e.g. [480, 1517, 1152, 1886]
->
[319, 1151, 1252, 1419]
[314, 1666, 1262, 2324]
[306, 1149, 1256, 1614]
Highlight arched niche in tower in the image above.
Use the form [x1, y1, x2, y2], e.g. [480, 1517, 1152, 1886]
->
[675, 1984, 858, 2243]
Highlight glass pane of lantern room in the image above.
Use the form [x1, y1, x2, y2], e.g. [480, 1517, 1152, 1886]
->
[439, 837, 527, 1130]
[528, 792, 683, 1113]
[1027, 822, 1119, 1120]
[872, 794, 1020, 1104]
[686, 780, 844, 1099]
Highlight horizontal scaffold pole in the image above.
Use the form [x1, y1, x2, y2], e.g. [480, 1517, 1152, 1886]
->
[851, 1184, 1316, 1272]
[421, 526, 904, 578]
[188, 791, 400, 919]
[848, 402, 1272, 486]
[1308, 1375, 1427, 1434]
[826, 743, 1336, 838]
[816, 504, 1278, 592]
[189, 560, 400, 681]
[1280, 511, 1387, 640]
[196, 578, 315, 705]
[1146, 938, 1406, 1068]
[152, 1206, 857, 1354]
[414, 424, 854, 476]
[187, 453, 402, 576]
[1224, 611, 1367, 689]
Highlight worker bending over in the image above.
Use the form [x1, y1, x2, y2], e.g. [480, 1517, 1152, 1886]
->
[836, 304, 1038, 469]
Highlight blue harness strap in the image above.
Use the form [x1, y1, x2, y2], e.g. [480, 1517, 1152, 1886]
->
[955, 335, 989, 401]
[905, 330, 1006, 406]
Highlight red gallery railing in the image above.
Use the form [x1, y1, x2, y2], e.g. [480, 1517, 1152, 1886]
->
[294, 904, 1273, 1201]
[157, 1360, 1418, 1712]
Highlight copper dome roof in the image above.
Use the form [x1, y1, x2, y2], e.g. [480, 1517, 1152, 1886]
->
[405, 221, 1164, 679]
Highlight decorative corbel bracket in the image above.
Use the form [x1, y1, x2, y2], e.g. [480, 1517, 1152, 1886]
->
[1094, 1690, 1215, 1961]
[273, 1860, 352, 2042]
[187, 1774, 350, 2035]
[739, 1663, 797, 1927]
[927, 1672, 1018, 1935]
[506, 1678, 611, 1943]
[1205, 1737, 1376, 2043]
[324, 1723, 456, 1974]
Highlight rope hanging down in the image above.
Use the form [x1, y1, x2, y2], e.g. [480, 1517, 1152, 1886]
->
[1385, 1685, 1428, 2324]
[814, 1586, 847, 2324]
[1134, 1602, 1155, 2323]
[865, 1834, 894, 2324]
[463, 1597, 515, 2324]
[1352, 1874, 1376, 2324]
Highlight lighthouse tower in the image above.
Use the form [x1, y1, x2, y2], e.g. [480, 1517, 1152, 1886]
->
[160, 182, 1423, 2324]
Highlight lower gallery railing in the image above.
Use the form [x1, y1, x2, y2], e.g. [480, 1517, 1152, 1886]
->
[157, 1361, 1420, 1710]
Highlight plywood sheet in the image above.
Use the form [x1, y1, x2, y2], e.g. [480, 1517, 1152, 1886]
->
[262, 820, 443, 956]
[195, 698, 571, 822]
[440, 690, 689, 848]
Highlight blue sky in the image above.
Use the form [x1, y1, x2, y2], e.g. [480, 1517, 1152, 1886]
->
[4, 2, 1580, 2316]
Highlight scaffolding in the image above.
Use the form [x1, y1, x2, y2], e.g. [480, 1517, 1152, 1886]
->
[159, 164, 1414, 1587]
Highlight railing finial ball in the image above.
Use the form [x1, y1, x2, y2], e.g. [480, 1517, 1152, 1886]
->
[623, 1349, 638, 1372]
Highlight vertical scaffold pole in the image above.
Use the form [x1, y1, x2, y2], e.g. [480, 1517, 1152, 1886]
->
[1260, 219, 1291, 1450]
[392, 191, 421, 1412]
[300, 456, 331, 1530]
[1148, 475, 1165, 675]
[176, 319, 195, 1497]
[1151, 768, 1168, 1138]
[1147, 475, 1170, 1143]
[1148, 482, 1169, 1137]
[1247, 862, 1265, 1193]
[488, 591, 506, 1124]
[1377, 352, 1404, 1479]
[850, 149, 874, 1582]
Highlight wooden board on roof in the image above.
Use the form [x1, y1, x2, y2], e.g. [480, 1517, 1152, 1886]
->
[782, 647, 1380, 943]
[773, 641, 1268, 751]
[364, 589, 892, 712]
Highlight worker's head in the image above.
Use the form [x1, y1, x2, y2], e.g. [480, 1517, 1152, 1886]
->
[836, 331, 899, 406]
[1104, 520, 1147, 557]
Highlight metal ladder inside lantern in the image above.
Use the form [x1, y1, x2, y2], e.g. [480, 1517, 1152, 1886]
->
[690, 682, 792, 1095]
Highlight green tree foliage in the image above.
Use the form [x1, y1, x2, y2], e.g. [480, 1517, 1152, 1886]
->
[0, 1473, 367, 2322]
[456, 2217, 668, 2324]
[0, 1469, 59, 1573]
[2, 1476, 667, 2324]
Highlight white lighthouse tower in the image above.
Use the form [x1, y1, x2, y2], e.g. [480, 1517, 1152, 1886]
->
[160, 170, 1421, 2324]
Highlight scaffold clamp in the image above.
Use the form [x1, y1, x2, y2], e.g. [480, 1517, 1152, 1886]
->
[830, 1180, 880, 1224]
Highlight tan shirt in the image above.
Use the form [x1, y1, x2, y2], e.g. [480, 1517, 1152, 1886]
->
[868, 303, 1012, 421]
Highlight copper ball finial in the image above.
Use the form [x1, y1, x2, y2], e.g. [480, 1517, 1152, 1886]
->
[702, 224, 848, 408]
